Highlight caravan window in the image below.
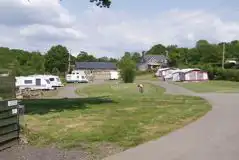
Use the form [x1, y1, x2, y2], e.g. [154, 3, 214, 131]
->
[45, 79, 50, 84]
[82, 76, 85, 79]
[49, 78, 55, 81]
[56, 78, 60, 82]
[24, 80, 32, 84]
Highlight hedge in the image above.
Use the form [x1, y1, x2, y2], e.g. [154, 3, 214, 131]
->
[191, 64, 239, 82]
[0, 75, 15, 99]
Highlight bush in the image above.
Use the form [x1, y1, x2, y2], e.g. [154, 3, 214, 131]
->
[192, 64, 239, 82]
[0, 75, 15, 99]
[119, 57, 136, 83]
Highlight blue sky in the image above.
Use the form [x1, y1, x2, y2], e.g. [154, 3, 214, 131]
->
[0, 0, 239, 58]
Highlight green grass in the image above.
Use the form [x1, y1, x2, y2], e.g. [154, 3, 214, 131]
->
[175, 80, 239, 93]
[136, 73, 158, 81]
[23, 83, 211, 156]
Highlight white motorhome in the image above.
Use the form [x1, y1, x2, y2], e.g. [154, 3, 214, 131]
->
[66, 70, 89, 83]
[15, 75, 54, 90]
[109, 71, 119, 80]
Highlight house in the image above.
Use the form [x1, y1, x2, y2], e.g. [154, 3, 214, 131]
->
[172, 68, 208, 82]
[75, 62, 118, 80]
[137, 53, 168, 71]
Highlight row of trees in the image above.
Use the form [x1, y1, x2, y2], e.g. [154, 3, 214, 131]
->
[118, 40, 239, 83]
[147, 40, 239, 68]
[0, 45, 118, 76]
[1, 39, 239, 82]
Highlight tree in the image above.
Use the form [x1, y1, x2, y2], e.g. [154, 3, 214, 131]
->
[98, 56, 109, 62]
[131, 52, 141, 63]
[89, 0, 111, 8]
[45, 45, 69, 73]
[118, 55, 136, 83]
[48, 0, 112, 8]
[147, 44, 167, 55]
[52, 67, 60, 76]
[76, 51, 97, 62]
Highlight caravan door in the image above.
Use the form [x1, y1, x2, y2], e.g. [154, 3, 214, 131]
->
[36, 78, 41, 86]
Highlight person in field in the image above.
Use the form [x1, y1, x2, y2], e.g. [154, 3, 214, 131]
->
[137, 84, 144, 93]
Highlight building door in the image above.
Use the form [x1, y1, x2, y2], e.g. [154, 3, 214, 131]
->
[36, 79, 41, 86]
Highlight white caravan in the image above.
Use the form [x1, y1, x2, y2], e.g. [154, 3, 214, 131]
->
[15, 75, 54, 90]
[44, 75, 63, 87]
[110, 71, 119, 80]
[66, 70, 89, 83]
[28, 75, 63, 88]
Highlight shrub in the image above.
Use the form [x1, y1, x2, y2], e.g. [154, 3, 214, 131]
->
[119, 57, 136, 83]
[192, 64, 239, 82]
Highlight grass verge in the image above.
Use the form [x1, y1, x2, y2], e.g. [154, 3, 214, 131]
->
[136, 73, 158, 81]
[22, 83, 211, 157]
[174, 80, 239, 93]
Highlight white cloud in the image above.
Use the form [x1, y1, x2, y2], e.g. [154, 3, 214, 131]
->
[0, 0, 239, 58]
[20, 24, 86, 41]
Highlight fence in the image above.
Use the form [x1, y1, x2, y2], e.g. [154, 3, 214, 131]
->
[0, 75, 16, 100]
[0, 100, 19, 151]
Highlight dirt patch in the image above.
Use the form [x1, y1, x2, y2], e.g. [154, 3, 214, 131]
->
[0, 141, 124, 160]
[90, 142, 124, 160]
[0, 145, 94, 160]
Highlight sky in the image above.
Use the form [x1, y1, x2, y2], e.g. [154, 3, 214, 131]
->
[0, 0, 239, 58]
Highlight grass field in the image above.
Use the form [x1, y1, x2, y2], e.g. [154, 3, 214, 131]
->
[136, 73, 158, 81]
[175, 80, 239, 93]
[23, 83, 211, 157]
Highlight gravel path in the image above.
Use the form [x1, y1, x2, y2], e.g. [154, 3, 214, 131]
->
[104, 81, 239, 160]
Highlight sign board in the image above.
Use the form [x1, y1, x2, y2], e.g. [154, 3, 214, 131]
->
[7, 100, 18, 107]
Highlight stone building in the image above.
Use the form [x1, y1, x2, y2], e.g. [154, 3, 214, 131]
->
[137, 53, 168, 71]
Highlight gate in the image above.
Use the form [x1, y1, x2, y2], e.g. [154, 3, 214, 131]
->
[0, 100, 19, 151]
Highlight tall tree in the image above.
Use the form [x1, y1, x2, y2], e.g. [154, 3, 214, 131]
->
[76, 51, 97, 62]
[146, 44, 167, 55]
[45, 45, 69, 73]
[131, 52, 141, 63]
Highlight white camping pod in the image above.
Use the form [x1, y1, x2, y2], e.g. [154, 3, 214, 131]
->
[110, 71, 119, 80]
[66, 70, 89, 83]
[15, 75, 54, 90]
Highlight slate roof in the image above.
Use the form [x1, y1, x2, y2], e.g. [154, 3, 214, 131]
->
[75, 62, 117, 70]
[141, 55, 168, 63]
